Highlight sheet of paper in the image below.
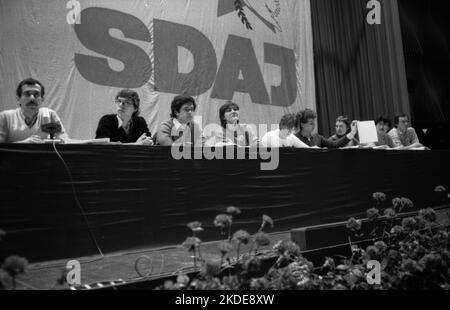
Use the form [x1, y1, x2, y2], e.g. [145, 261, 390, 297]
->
[65, 138, 111, 144]
[357, 121, 378, 144]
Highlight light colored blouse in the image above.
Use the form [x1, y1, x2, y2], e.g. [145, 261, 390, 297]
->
[205, 124, 259, 147]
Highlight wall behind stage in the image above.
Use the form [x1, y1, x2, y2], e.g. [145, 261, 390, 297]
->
[0, 0, 316, 140]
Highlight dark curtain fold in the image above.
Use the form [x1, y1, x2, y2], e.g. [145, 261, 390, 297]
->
[398, 0, 450, 129]
[311, 0, 410, 136]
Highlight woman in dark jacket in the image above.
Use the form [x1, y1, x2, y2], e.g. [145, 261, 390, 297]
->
[95, 89, 153, 145]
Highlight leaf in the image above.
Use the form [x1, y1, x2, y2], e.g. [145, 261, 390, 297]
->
[336, 265, 350, 272]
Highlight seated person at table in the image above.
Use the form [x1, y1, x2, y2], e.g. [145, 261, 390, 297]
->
[156, 95, 203, 146]
[329, 116, 359, 147]
[380, 116, 392, 133]
[374, 116, 395, 148]
[261, 114, 309, 148]
[95, 89, 153, 145]
[204, 101, 258, 147]
[359, 115, 395, 149]
[388, 113, 423, 150]
[294, 109, 358, 148]
[0, 78, 68, 143]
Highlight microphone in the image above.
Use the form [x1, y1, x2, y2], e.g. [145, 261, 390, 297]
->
[40, 108, 62, 140]
[41, 122, 62, 140]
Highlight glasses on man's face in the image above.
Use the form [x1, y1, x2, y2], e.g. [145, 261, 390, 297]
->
[181, 107, 195, 113]
[225, 107, 239, 113]
[285, 128, 296, 134]
[23, 91, 42, 98]
[115, 99, 134, 107]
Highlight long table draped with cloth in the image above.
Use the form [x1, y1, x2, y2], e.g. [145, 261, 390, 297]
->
[0, 144, 449, 262]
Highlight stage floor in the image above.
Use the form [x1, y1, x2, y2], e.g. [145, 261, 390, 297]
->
[12, 231, 291, 290]
[10, 206, 450, 290]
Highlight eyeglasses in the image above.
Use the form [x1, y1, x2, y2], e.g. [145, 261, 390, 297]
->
[115, 99, 134, 107]
[225, 108, 239, 113]
[181, 107, 195, 113]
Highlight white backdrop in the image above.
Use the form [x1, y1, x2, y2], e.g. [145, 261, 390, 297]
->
[0, 0, 316, 139]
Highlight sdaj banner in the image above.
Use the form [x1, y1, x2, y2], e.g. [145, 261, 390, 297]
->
[0, 0, 316, 139]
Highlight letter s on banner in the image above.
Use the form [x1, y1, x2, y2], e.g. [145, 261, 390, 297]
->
[74, 7, 152, 88]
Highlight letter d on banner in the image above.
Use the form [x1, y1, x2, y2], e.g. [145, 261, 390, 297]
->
[366, 260, 381, 285]
[66, 260, 81, 286]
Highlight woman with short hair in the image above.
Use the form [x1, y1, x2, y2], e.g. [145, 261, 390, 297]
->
[205, 101, 258, 147]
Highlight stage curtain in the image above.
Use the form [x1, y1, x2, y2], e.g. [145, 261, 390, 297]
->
[398, 0, 450, 127]
[311, 0, 410, 136]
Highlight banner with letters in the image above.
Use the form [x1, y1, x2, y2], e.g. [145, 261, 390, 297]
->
[0, 0, 316, 139]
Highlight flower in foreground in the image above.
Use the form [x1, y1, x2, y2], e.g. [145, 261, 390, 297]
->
[226, 206, 242, 216]
[254, 232, 271, 247]
[233, 230, 250, 245]
[434, 185, 446, 193]
[384, 208, 396, 219]
[182, 237, 201, 252]
[367, 208, 380, 221]
[346, 218, 362, 231]
[372, 192, 386, 202]
[187, 221, 204, 233]
[214, 214, 232, 228]
[418, 208, 437, 222]
[262, 215, 274, 229]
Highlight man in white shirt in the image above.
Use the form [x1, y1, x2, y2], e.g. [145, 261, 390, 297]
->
[388, 114, 423, 150]
[262, 114, 309, 148]
[0, 78, 68, 143]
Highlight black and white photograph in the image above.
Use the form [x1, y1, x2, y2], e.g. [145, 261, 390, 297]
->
[0, 0, 449, 296]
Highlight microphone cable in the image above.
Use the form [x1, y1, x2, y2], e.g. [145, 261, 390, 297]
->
[51, 141, 104, 258]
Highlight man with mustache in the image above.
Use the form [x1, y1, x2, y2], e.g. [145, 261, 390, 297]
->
[373, 115, 395, 148]
[0, 78, 68, 143]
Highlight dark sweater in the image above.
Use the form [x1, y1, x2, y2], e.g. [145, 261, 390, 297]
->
[95, 114, 150, 143]
[329, 134, 359, 147]
[295, 133, 351, 148]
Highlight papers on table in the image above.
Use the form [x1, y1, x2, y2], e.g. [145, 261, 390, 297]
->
[357, 121, 378, 144]
[65, 138, 111, 144]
